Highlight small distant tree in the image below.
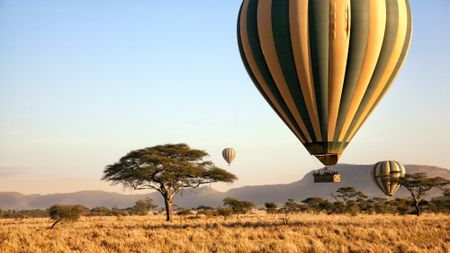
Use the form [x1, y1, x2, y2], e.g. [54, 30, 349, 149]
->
[366, 198, 396, 214]
[215, 207, 233, 220]
[130, 198, 157, 216]
[48, 204, 85, 229]
[428, 189, 450, 213]
[102, 144, 237, 222]
[280, 199, 300, 214]
[176, 209, 192, 216]
[0, 208, 3, 218]
[331, 187, 367, 204]
[302, 197, 332, 214]
[223, 197, 255, 217]
[195, 205, 214, 211]
[89, 206, 111, 216]
[277, 199, 309, 224]
[397, 173, 449, 216]
[264, 202, 278, 215]
[111, 206, 128, 218]
[391, 198, 414, 215]
[196, 206, 214, 218]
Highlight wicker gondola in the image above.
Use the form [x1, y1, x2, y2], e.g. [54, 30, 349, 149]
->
[313, 168, 341, 183]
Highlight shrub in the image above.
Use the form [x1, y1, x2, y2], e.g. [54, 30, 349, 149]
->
[176, 209, 193, 216]
[48, 204, 85, 228]
[215, 208, 233, 219]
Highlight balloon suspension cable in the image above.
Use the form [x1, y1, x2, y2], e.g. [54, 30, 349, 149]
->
[311, 155, 321, 171]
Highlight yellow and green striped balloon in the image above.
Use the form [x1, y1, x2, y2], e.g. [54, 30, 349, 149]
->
[237, 0, 412, 166]
[372, 161, 406, 198]
[222, 148, 236, 166]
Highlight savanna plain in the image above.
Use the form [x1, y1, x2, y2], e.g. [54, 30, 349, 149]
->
[0, 213, 448, 253]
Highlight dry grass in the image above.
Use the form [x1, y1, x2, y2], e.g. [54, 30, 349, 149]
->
[0, 213, 448, 253]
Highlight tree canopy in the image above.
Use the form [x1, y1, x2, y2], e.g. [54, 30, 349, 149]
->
[397, 173, 449, 216]
[223, 197, 255, 216]
[48, 204, 85, 228]
[331, 187, 367, 203]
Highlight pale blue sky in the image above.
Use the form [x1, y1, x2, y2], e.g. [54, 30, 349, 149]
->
[0, 0, 449, 194]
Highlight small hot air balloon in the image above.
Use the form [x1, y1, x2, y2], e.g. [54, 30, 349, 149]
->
[237, 0, 412, 166]
[222, 148, 236, 165]
[372, 161, 406, 200]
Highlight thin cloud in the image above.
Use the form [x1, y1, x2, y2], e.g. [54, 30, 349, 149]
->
[0, 166, 28, 177]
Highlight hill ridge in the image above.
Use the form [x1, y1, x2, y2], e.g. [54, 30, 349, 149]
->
[0, 164, 448, 209]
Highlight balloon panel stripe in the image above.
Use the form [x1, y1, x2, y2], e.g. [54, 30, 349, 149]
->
[333, 0, 372, 145]
[347, 0, 409, 141]
[289, 0, 324, 142]
[350, 0, 412, 141]
[308, 0, 330, 148]
[346, 0, 411, 141]
[342, 0, 400, 142]
[335, 0, 386, 141]
[337, 0, 387, 143]
[238, 1, 305, 143]
[241, 0, 308, 142]
[271, 0, 317, 142]
[258, 0, 313, 142]
[372, 162, 381, 189]
[327, 0, 351, 143]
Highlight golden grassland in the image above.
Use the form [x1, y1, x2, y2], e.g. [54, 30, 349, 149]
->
[0, 213, 448, 253]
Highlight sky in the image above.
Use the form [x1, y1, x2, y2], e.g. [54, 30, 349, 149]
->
[0, 0, 449, 194]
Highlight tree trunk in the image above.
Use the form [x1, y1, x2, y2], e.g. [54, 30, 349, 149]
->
[163, 195, 174, 222]
[51, 219, 62, 229]
[414, 201, 421, 216]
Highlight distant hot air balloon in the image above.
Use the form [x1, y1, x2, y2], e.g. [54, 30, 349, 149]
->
[372, 161, 406, 200]
[222, 148, 236, 165]
[237, 0, 412, 166]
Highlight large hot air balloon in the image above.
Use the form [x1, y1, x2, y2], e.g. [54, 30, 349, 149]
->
[237, 0, 412, 166]
[372, 161, 406, 199]
[222, 148, 236, 165]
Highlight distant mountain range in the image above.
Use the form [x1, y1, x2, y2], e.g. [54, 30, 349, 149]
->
[0, 164, 449, 210]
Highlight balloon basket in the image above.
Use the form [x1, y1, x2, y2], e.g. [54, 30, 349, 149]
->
[313, 168, 341, 183]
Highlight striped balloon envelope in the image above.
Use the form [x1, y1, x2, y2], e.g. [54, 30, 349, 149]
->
[372, 161, 406, 198]
[222, 148, 236, 166]
[237, 0, 412, 166]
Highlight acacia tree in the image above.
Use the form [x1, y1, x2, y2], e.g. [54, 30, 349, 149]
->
[397, 173, 449, 216]
[302, 197, 332, 213]
[223, 197, 255, 217]
[264, 202, 278, 215]
[130, 198, 157, 216]
[48, 204, 85, 229]
[331, 187, 367, 204]
[102, 144, 237, 222]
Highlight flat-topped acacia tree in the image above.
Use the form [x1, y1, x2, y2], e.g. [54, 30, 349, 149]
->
[397, 173, 449, 216]
[102, 143, 237, 222]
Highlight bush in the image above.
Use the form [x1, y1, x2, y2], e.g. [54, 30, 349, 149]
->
[129, 198, 157, 216]
[302, 197, 331, 213]
[195, 205, 214, 211]
[89, 206, 111, 216]
[176, 209, 193, 216]
[223, 197, 255, 216]
[48, 204, 85, 228]
[264, 202, 278, 214]
[215, 208, 233, 219]
[197, 209, 215, 218]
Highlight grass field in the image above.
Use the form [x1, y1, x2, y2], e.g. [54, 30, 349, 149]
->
[0, 213, 448, 253]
